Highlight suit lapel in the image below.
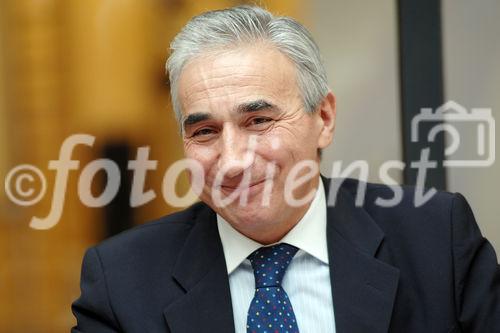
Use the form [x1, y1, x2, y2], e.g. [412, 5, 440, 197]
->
[163, 205, 235, 333]
[162, 178, 400, 333]
[323, 178, 400, 333]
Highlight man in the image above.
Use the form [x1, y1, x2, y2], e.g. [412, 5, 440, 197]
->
[72, 5, 499, 333]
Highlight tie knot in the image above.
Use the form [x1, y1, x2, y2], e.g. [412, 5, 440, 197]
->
[248, 243, 298, 288]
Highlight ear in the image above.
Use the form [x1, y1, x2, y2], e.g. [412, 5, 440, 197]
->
[316, 91, 336, 149]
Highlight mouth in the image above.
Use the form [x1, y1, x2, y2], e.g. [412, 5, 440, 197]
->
[218, 178, 268, 195]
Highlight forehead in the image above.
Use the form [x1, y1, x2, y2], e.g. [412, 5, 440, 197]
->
[177, 46, 299, 116]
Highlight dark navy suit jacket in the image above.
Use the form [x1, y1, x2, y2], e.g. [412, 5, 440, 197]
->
[72, 178, 500, 332]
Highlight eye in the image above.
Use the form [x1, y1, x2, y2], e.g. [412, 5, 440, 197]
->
[248, 117, 272, 127]
[189, 127, 217, 141]
[193, 128, 215, 136]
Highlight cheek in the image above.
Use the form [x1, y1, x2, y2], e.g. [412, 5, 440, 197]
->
[252, 141, 288, 180]
[184, 145, 218, 177]
[261, 131, 303, 160]
[282, 126, 318, 158]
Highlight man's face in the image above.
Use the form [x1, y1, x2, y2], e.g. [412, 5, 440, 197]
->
[178, 45, 334, 241]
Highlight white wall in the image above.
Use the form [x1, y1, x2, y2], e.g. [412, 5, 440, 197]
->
[442, 0, 500, 251]
[308, 0, 402, 184]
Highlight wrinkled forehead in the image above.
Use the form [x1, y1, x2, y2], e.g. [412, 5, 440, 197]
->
[177, 46, 299, 116]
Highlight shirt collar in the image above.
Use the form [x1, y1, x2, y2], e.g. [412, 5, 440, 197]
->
[216, 177, 329, 274]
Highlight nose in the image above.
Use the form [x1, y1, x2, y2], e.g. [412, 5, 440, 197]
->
[217, 125, 255, 179]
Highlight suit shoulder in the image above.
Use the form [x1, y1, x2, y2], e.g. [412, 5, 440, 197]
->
[336, 177, 456, 208]
[336, 178, 466, 253]
[91, 201, 209, 261]
[333, 178, 461, 235]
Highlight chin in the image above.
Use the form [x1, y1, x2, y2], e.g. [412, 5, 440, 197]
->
[226, 202, 284, 229]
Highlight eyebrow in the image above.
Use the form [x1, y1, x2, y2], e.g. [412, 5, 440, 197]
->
[182, 112, 212, 130]
[237, 99, 275, 114]
[182, 100, 277, 131]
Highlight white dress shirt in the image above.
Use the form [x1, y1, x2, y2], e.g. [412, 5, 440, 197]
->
[217, 178, 336, 333]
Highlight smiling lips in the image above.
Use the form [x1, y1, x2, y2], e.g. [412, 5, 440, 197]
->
[218, 178, 269, 195]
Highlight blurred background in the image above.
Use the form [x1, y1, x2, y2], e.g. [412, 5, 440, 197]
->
[0, 0, 498, 332]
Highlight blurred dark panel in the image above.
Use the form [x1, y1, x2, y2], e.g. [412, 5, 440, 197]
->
[398, 0, 447, 190]
[102, 142, 134, 238]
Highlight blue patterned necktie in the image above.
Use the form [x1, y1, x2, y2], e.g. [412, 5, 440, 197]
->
[246, 243, 300, 333]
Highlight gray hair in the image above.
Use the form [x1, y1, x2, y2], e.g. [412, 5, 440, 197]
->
[166, 5, 329, 126]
